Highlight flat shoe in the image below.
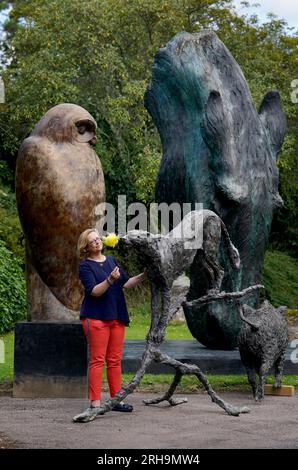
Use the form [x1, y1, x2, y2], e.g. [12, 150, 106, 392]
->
[112, 403, 133, 412]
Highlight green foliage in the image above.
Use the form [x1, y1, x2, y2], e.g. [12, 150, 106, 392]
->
[270, 134, 298, 256]
[0, 1, 10, 11]
[0, 331, 14, 383]
[262, 250, 298, 308]
[0, 240, 26, 335]
[0, 0, 297, 250]
[0, 0, 170, 205]
[0, 180, 24, 260]
[0, 160, 14, 186]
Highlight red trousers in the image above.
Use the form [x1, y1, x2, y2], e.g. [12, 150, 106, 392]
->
[81, 319, 125, 401]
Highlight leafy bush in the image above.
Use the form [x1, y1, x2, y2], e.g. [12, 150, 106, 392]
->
[0, 240, 26, 334]
[0, 182, 25, 261]
[262, 250, 298, 309]
[0, 161, 14, 186]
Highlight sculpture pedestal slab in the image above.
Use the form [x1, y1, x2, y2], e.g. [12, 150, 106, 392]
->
[13, 322, 87, 398]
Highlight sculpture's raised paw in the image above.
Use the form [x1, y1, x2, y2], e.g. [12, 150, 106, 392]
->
[238, 406, 250, 414]
[225, 404, 250, 416]
[168, 397, 188, 406]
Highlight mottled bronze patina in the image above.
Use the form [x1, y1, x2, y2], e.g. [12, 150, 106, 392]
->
[16, 103, 105, 321]
[145, 31, 287, 349]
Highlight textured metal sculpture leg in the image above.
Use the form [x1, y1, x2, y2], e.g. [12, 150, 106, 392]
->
[94, 287, 268, 418]
[143, 350, 250, 416]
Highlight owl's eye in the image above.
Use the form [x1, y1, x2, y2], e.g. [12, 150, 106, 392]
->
[75, 119, 96, 144]
[77, 126, 86, 134]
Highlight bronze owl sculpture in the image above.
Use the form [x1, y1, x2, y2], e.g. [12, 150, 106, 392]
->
[16, 103, 105, 321]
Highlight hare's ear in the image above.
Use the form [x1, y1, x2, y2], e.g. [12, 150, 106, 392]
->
[259, 91, 287, 157]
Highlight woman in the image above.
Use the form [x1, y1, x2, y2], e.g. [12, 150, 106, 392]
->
[73, 228, 145, 423]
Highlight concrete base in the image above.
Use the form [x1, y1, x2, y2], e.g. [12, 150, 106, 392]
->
[13, 322, 88, 398]
[122, 340, 297, 375]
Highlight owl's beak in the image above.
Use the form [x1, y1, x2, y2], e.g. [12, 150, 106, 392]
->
[89, 136, 97, 146]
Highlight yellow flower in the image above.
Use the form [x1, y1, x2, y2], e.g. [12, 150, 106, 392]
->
[102, 233, 119, 248]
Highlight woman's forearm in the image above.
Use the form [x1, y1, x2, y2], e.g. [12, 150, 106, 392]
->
[123, 273, 145, 289]
[91, 278, 113, 297]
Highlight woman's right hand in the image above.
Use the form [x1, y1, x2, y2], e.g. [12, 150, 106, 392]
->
[109, 266, 120, 283]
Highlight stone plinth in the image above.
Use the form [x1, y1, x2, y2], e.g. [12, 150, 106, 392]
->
[13, 322, 87, 398]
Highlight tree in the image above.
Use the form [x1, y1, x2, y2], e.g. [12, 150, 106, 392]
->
[0, 240, 26, 334]
[0, 0, 297, 253]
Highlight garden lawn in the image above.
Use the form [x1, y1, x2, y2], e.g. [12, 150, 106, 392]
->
[0, 331, 14, 383]
[125, 316, 193, 340]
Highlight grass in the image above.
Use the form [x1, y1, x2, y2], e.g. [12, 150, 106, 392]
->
[0, 331, 14, 384]
[1, 329, 297, 393]
[116, 373, 298, 393]
[126, 299, 193, 340]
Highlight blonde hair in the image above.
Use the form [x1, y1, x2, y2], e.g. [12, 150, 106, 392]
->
[77, 228, 101, 259]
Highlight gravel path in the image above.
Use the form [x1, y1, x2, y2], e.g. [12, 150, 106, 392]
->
[0, 392, 297, 449]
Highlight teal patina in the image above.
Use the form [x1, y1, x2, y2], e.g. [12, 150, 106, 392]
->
[145, 31, 286, 349]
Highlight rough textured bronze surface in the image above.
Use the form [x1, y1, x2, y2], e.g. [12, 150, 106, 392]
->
[145, 31, 287, 348]
[238, 301, 289, 401]
[16, 103, 105, 321]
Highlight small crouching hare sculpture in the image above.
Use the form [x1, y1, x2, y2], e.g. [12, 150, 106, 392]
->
[237, 300, 289, 401]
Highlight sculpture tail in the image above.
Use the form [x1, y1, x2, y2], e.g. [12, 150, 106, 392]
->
[220, 220, 241, 270]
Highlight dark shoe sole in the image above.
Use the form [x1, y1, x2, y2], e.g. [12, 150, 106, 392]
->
[112, 404, 133, 412]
